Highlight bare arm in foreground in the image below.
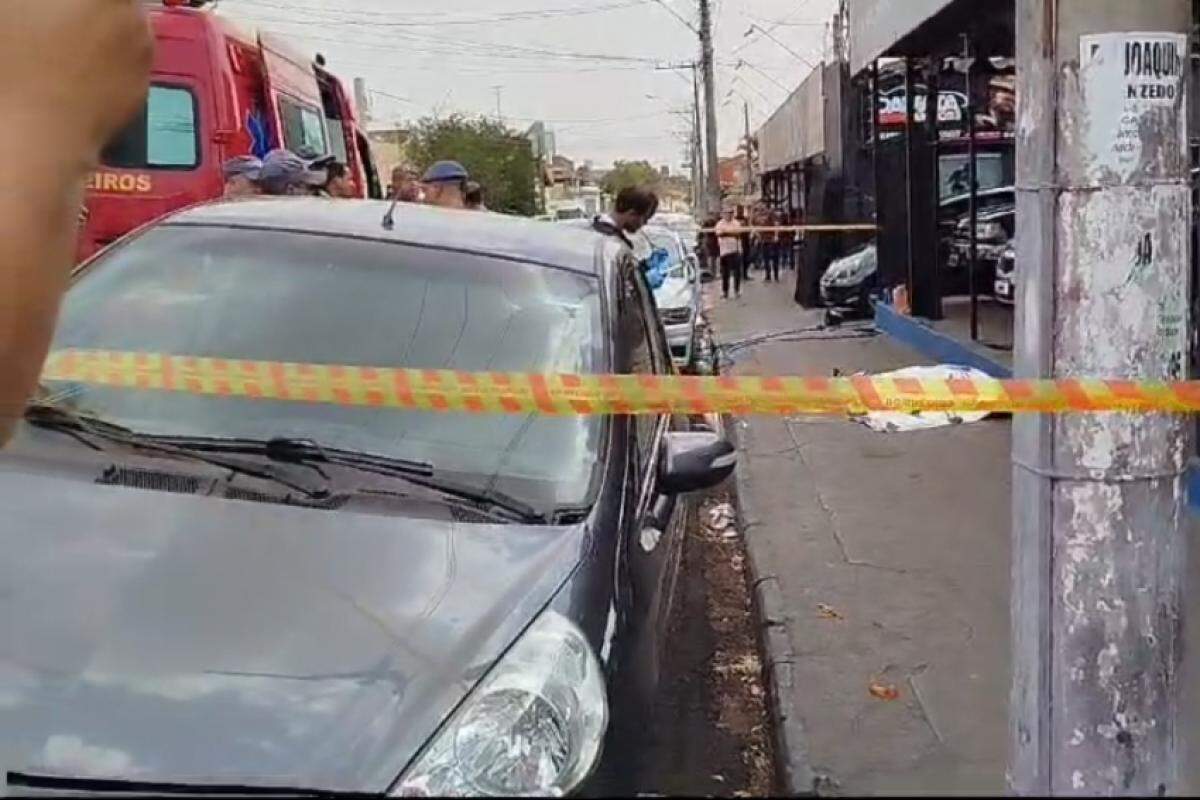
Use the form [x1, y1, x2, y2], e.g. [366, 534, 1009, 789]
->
[0, 0, 152, 443]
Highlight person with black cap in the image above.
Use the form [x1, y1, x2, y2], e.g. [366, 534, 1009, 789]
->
[421, 160, 470, 209]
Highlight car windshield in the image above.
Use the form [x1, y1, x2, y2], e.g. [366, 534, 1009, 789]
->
[47, 224, 606, 512]
[639, 231, 687, 277]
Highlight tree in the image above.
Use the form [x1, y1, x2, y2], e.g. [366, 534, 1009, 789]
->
[407, 115, 538, 216]
[602, 160, 663, 196]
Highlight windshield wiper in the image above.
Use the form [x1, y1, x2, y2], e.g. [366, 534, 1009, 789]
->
[142, 435, 548, 524]
[6, 772, 378, 799]
[23, 404, 330, 500]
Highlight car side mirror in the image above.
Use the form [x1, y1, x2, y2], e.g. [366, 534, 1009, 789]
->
[658, 431, 736, 495]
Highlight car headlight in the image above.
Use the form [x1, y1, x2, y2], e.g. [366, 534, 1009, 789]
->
[660, 307, 694, 326]
[393, 611, 607, 797]
[825, 265, 865, 287]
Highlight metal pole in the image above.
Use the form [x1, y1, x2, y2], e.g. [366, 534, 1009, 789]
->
[872, 59, 882, 249]
[965, 35, 979, 341]
[904, 58, 917, 307]
[927, 57, 944, 320]
[1011, 1, 1192, 794]
[700, 0, 722, 215]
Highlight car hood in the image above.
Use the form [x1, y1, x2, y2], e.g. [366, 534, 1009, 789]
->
[655, 276, 695, 312]
[0, 468, 587, 795]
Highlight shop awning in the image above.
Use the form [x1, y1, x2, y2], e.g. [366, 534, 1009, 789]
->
[849, 0, 955, 75]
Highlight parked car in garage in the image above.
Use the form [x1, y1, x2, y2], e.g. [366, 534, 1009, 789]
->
[994, 244, 1016, 305]
[946, 200, 1014, 296]
[820, 243, 878, 312]
[0, 199, 735, 798]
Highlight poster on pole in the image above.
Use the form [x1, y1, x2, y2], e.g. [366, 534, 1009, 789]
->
[1078, 32, 1187, 183]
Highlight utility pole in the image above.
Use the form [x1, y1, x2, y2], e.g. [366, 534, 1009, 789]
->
[1011, 1, 1191, 795]
[491, 85, 504, 124]
[699, 0, 721, 215]
[743, 101, 753, 198]
[693, 63, 705, 213]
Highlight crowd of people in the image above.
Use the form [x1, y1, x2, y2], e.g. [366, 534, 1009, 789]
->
[221, 150, 488, 211]
[704, 206, 802, 300]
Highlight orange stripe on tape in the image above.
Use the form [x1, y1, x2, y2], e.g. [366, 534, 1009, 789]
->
[36, 349, 1200, 417]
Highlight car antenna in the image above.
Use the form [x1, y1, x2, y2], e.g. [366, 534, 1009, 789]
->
[381, 195, 400, 230]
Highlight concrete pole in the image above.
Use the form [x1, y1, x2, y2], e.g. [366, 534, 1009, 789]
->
[1012, 1, 1192, 795]
[693, 63, 706, 212]
[700, 0, 722, 214]
[744, 101, 753, 197]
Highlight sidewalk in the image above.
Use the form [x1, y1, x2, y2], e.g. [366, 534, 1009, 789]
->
[710, 277, 1200, 796]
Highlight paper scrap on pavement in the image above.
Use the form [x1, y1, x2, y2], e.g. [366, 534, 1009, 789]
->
[854, 365, 994, 433]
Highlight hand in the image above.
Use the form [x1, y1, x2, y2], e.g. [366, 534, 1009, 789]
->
[2, 0, 153, 172]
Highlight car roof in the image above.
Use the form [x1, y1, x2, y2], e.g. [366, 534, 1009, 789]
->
[166, 199, 607, 276]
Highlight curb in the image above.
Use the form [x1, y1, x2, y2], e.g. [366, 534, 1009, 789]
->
[728, 418, 817, 798]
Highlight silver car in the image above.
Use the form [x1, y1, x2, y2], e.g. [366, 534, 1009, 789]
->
[638, 226, 702, 370]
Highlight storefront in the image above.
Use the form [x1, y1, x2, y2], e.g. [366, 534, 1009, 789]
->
[757, 62, 859, 306]
[848, 0, 1016, 330]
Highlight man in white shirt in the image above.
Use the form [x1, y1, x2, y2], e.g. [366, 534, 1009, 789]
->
[714, 208, 745, 299]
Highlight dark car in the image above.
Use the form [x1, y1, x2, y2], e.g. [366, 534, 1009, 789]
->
[0, 199, 735, 797]
[819, 243, 877, 311]
[946, 200, 1014, 296]
[994, 243, 1016, 304]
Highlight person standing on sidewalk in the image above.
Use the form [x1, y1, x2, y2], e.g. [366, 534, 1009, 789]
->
[737, 209, 755, 282]
[779, 211, 797, 272]
[715, 208, 745, 300]
[763, 209, 782, 283]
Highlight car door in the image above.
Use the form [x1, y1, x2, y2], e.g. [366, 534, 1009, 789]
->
[614, 252, 685, 697]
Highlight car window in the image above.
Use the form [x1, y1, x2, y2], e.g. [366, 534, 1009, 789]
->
[101, 84, 199, 170]
[49, 225, 605, 513]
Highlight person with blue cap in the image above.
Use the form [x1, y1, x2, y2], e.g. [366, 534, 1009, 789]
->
[420, 160, 470, 209]
[257, 149, 330, 197]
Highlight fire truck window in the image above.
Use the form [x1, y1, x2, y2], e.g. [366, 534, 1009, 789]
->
[280, 96, 329, 157]
[101, 85, 199, 170]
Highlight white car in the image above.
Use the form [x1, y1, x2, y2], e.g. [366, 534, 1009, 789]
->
[637, 226, 701, 370]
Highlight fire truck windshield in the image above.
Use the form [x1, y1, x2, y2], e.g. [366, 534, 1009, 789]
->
[101, 84, 199, 171]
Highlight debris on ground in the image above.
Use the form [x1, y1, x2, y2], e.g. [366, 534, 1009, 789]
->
[869, 680, 901, 701]
[853, 364, 994, 433]
[817, 603, 845, 621]
[598, 487, 774, 797]
[704, 501, 738, 538]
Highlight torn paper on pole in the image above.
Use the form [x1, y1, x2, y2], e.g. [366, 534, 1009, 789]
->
[854, 365, 994, 433]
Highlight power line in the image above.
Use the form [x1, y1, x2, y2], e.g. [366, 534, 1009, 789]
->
[228, 12, 668, 65]
[649, 0, 698, 34]
[223, 0, 651, 25]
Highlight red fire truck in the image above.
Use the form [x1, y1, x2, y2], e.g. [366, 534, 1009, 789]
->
[79, 0, 382, 261]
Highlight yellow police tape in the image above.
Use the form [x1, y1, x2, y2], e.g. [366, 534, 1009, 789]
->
[39, 349, 1200, 416]
[698, 224, 879, 234]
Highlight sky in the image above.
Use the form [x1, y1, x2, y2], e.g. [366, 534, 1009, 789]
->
[217, 0, 838, 171]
